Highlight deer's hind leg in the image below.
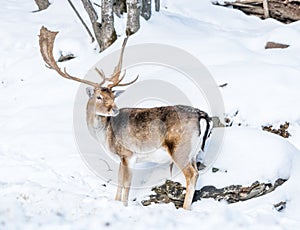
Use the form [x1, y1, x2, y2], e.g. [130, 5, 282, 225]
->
[181, 162, 198, 210]
[164, 140, 199, 210]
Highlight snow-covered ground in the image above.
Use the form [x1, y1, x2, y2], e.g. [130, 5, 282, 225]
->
[1, 0, 300, 229]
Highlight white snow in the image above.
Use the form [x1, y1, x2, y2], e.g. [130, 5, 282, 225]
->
[1, 0, 300, 229]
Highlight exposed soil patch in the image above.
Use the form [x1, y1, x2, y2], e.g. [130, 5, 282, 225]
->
[262, 122, 291, 138]
[142, 179, 287, 208]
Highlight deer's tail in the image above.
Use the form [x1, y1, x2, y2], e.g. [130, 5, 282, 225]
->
[198, 111, 212, 151]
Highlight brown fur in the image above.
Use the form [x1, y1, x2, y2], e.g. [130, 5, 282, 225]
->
[87, 89, 212, 210]
[39, 28, 212, 210]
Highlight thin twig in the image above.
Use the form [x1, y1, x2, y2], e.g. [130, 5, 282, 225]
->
[93, 2, 101, 8]
[67, 0, 95, 43]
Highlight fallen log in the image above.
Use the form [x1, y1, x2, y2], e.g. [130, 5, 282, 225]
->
[215, 0, 300, 23]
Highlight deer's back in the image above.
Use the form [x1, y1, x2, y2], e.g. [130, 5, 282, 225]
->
[108, 105, 206, 154]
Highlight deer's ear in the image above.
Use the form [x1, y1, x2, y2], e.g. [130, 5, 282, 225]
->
[86, 87, 94, 98]
[113, 90, 125, 98]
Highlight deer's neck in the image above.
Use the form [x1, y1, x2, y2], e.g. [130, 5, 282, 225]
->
[86, 100, 110, 139]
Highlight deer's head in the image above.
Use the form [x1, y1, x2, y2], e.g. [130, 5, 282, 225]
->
[85, 87, 124, 117]
[39, 26, 138, 117]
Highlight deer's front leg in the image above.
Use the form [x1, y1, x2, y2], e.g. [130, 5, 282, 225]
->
[115, 161, 124, 201]
[115, 154, 133, 206]
[121, 156, 132, 206]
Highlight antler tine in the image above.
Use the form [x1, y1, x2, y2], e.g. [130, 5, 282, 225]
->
[39, 26, 99, 88]
[107, 70, 126, 88]
[108, 71, 139, 88]
[107, 37, 129, 89]
[94, 68, 106, 86]
[117, 74, 139, 87]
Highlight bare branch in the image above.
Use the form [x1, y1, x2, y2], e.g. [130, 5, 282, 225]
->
[67, 0, 95, 43]
[81, 0, 103, 49]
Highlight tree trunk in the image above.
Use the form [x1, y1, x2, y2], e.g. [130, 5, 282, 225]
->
[155, 0, 160, 12]
[126, 0, 141, 35]
[81, 0, 117, 52]
[34, 0, 50, 11]
[100, 0, 117, 51]
[114, 0, 127, 17]
[141, 0, 151, 20]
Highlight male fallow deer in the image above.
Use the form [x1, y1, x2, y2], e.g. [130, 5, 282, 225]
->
[39, 26, 212, 210]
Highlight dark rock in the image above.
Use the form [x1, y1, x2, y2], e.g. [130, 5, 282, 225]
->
[219, 83, 228, 88]
[197, 162, 207, 171]
[58, 53, 76, 62]
[274, 201, 286, 212]
[265, 41, 290, 49]
[212, 167, 219, 173]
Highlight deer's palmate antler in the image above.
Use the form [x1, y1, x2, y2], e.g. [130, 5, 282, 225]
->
[39, 26, 138, 89]
[39, 26, 212, 210]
